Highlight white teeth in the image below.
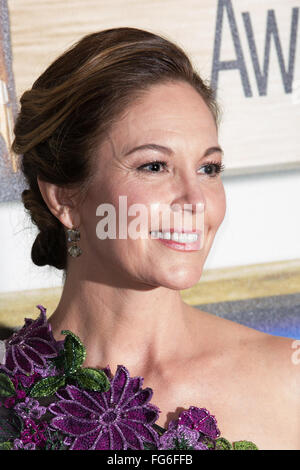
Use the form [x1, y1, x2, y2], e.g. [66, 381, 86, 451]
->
[150, 231, 198, 243]
[187, 233, 198, 241]
[178, 233, 187, 242]
[150, 231, 159, 238]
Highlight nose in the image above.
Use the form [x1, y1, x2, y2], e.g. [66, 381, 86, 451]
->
[169, 174, 206, 232]
[171, 173, 206, 215]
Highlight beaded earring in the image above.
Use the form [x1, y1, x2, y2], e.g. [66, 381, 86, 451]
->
[66, 226, 82, 258]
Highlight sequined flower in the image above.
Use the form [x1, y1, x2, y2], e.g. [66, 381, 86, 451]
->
[171, 406, 220, 440]
[49, 364, 160, 450]
[14, 397, 47, 420]
[12, 372, 40, 389]
[3, 396, 16, 408]
[1, 305, 59, 376]
[13, 439, 36, 450]
[18, 418, 48, 448]
[158, 424, 208, 450]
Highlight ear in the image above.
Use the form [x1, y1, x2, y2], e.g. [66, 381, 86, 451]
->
[37, 176, 81, 229]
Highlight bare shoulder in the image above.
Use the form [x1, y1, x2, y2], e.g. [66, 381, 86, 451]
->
[185, 305, 300, 448]
[262, 332, 300, 401]
[188, 304, 300, 403]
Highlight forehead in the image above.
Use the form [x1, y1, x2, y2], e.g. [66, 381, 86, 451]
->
[107, 81, 217, 152]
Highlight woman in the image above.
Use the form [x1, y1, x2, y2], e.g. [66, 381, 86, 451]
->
[4, 27, 299, 450]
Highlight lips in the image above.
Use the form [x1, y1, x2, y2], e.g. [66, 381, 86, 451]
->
[149, 229, 202, 252]
[153, 236, 201, 252]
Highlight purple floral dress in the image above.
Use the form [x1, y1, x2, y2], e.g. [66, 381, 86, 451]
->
[0, 305, 258, 450]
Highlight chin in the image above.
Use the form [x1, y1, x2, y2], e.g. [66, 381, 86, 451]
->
[158, 268, 203, 291]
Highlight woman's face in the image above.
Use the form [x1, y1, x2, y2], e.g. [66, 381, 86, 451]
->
[77, 81, 226, 289]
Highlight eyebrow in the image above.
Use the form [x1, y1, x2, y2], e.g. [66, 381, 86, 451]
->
[124, 143, 224, 158]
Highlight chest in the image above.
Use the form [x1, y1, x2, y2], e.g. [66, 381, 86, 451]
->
[143, 365, 299, 450]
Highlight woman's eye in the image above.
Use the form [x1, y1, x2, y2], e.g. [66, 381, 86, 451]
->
[198, 162, 225, 178]
[137, 160, 225, 177]
[137, 161, 167, 173]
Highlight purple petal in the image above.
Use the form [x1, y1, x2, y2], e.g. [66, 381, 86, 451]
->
[189, 407, 220, 438]
[66, 386, 106, 414]
[35, 305, 47, 322]
[56, 388, 72, 400]
[56, 400, 99, 421]
[24, 316, 43, 332]
[51, 416, 100, 436]
[118, 376, 143, 407]
[111, 365, 130, 405]
[178, 407, 220, 439]
[95, 388, 110, 410]
[110, 424, 126, 449]
[13, 347, 33, 375]
[21, 310, 46, 337]
[48, 403, 63, 415]
[36, 304, 47, 314]
[26, 338, 57, 357]
[178, 410, 194, 428]
[125, 388, 153, 408]
[93, 429, 110, 450]
[190, 407, 210, 422]
[125, 405, 159, 424]
[29, 325, 55, 343]
[125, 421, 159, 445]
[22, 345, 46, 367]
[4, 347, 15, 371]
[101, 365, 113, 380]
[196, 415, 220, 439]
[117, 422, 143, 449]
[70, 429, 100, 450]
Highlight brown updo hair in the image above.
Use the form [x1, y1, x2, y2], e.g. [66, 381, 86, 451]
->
[12, 27, 220, 275]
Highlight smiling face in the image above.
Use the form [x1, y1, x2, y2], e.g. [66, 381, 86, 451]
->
[77, 80, 226, 290]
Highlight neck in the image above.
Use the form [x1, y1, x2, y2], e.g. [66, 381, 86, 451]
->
[48, 267, 195, 378]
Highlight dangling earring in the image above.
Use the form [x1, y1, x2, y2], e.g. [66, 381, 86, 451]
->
[66, 226, 82, 258]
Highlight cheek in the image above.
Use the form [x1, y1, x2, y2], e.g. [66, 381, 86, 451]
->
[114, 183, 158, 223]
[205, 185, 227, 228]
[91, 181, 155, 240]
[82, 178, 226, 242]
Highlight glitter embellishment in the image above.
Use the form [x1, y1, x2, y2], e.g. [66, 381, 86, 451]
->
[0, 305, 259, 451]
[0, 305, 59, 376]
[49, 365, 160, 450]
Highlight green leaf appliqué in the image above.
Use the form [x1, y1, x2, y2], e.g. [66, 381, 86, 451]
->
[0, 412, 23, 444]
[74, 367, 111, 392]
[0, 373, 15, 397]
[0, 441, 13, 450]
[61, 330, 86, 375]
[30, 375, 66, 398]
[233, 440, 259, 450]
[215, 437, 233, 450]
